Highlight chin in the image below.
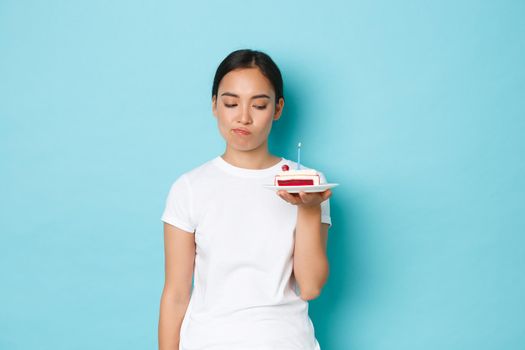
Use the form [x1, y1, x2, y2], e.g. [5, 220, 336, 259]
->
[230, 143, 260, 152]
[228, 139, 265, 153]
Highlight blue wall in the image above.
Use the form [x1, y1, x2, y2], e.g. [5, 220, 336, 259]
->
[1, 1, 524, 349]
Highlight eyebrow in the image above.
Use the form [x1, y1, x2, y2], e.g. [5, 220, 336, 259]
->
[220, 92, 271, 99]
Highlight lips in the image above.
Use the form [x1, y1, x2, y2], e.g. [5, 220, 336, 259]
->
[232, 128, 251, 135]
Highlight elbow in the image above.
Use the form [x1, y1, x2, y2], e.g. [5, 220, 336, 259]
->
[300, 287, 322, 301]
[297, 268, 329, 301]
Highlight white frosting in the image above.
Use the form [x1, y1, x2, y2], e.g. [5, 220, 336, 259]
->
[276, 169, 318, 176]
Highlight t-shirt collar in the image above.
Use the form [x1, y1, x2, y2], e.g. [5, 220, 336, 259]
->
[212, 155, 287, 178]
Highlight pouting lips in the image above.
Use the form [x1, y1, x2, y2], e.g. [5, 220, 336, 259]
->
[232, 128, 251, 135]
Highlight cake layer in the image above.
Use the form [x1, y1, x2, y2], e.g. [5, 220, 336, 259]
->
[274, 172, 320, 186]
[277, 179, 315, 186]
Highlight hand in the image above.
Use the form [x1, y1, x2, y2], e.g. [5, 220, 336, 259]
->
[277, 189, 332, 207]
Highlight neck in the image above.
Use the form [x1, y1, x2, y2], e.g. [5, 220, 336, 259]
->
[222, 141, 281, 170]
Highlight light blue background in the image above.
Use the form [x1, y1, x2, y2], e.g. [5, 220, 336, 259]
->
[1, 1, 524, 349]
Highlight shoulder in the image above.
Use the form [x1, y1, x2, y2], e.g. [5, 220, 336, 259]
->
[168, 157, 219, 188]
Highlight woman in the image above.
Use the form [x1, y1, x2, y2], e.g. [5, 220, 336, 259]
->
[158, 49, 332, 350]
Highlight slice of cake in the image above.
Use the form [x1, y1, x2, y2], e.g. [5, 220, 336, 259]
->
[274, 164, 320, 186]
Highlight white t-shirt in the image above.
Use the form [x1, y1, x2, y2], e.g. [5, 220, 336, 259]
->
[161, 156, 331, 350]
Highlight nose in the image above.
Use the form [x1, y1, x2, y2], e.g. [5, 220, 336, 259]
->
[238, 104, 252, 125]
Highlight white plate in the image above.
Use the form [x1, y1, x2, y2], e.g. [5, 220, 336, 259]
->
[263, 183, 339, 193]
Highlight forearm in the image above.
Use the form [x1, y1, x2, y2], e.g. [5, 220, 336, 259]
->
[293, 204, 329, 300]
[158, 288, 191, 350]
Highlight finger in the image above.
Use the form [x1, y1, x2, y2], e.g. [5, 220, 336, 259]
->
[277, 190, 301, 204]
[277, 190, 291, 202]
[321, 189, 332, 200]
[299, 191, 313, 204]
[286, 192, 302, 205]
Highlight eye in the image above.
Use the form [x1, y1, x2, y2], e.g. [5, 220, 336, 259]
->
[253, 105, 267, 110]
[224, 103, 237, 108]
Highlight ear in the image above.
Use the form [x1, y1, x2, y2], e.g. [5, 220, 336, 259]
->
[212, 95, 218, 118]
[273, 97, 284, 121]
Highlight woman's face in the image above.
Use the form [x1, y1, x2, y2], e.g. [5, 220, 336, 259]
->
[212, 67, 284, 153]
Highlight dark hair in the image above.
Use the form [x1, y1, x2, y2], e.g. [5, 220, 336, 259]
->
[212, 49, 284, 103]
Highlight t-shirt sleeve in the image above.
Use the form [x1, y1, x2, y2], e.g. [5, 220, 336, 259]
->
[160, 174, 196, 233]
[318, 171, 332, 227]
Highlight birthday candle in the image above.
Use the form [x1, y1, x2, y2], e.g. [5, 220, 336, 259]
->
[297, 142, 301, 170]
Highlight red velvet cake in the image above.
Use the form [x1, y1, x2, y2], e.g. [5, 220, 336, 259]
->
[274, 164, 320, 186]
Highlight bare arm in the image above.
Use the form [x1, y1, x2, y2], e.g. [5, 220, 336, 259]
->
[158, 223, 196, 350]
[294, 207, 330, 300]
[277, 190, 332, 301]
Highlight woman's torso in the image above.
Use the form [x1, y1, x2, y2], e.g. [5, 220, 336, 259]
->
[173, 156, 321, 350]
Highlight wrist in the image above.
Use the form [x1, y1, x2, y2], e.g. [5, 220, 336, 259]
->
[298, 203, 321, 215]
